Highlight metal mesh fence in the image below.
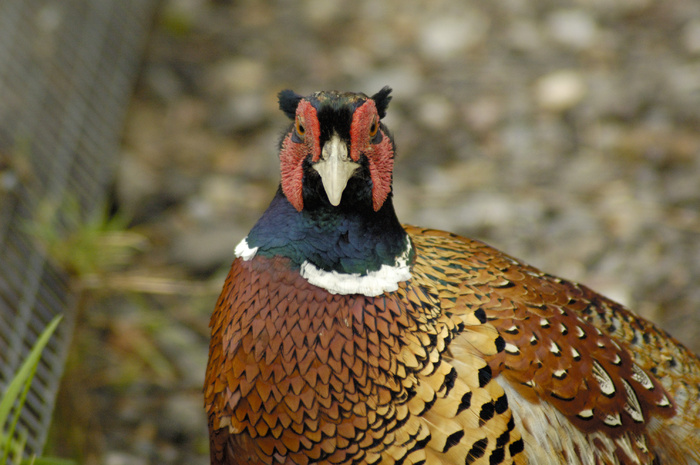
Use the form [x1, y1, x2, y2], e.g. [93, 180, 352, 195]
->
[0, 0, 158, 456]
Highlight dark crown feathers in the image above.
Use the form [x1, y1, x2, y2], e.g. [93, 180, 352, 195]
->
[277, 87, 393, 120]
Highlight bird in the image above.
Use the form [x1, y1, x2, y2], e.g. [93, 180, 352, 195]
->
[204, 87, 700, 465]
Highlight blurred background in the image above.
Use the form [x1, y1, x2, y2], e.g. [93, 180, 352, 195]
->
[2, 0, 700, 464]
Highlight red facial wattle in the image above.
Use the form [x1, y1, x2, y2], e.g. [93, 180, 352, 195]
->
[279, 100, 321, 211]
[350, 99, 394, 212]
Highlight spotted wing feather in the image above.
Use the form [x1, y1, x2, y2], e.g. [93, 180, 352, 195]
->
[405, 225, 700, 465]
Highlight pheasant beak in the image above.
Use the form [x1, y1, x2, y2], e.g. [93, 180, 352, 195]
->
[313, 133, 359, 206]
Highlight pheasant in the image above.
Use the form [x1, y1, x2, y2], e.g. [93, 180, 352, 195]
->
[204, 87, 700, 465]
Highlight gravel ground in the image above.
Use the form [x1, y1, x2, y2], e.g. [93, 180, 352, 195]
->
[54, 0, 700, 463]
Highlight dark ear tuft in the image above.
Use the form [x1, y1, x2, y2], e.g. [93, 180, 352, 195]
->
[371, 86, 392, 119]
[278, 90, 303, 119]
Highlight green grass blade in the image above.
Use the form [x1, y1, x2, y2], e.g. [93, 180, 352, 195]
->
[11, 430, 28, 465]
[6, 360, 38, 465]
[1, 315, 63, 463]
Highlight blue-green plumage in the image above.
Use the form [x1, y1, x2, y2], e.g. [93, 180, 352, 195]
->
[246, 187, 408, 275]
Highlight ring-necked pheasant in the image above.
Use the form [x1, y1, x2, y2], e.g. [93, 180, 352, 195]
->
[204, 87, 700, 465]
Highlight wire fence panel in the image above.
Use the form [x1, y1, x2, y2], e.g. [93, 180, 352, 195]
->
[0, 0, 158, 456]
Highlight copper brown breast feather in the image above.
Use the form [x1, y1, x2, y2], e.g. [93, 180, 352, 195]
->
[205, 88, 700, 465]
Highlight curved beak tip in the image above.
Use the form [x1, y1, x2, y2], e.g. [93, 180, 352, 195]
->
[313, 135, 359, 207]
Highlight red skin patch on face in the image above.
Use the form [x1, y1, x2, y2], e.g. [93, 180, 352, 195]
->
[350, 100, 394, 211]
[279, 100, 320, 211]
[280, 97, 394, 212]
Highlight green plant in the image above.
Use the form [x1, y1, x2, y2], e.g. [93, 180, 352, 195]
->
[25, 195, 148, 280]
[0, 315, 78, 465]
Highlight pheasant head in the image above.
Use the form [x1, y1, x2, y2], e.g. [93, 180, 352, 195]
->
[237, 87, 410, 295]
[277, 87, 394, 212]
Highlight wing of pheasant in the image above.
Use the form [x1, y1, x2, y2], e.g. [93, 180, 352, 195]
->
[204, 87, 700, 465]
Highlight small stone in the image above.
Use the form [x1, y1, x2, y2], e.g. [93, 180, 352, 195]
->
[36, 4, 62, 33]
[417, 95, 454, 131]
[161, 392, 208, 439]
[210, 57, 266, 94]
[199, 175, 242, 214]
[213, 92, 267, 133]
[304, 0, 345, 24]
[361, 64, 423, 100]
[171, 222, 244, 274]
[105, 452, 147, 465]
[116, 151, 161, 218]
[0, 170, 18, 192]
[162, 0, 205, 22]
[535, 70, 587, 111]
[419, 12, 489, 60]
[547, 9, 598, 50]
[464, 97, 503, 132]
[507, 20, 544, 52]
[155, 323, 211, 388]
[683, 20, 700, 55]
[145, 65, 184, 102]
[335, 46, 372, 78]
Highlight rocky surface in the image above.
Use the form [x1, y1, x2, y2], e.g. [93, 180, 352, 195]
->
[59, 0, 700, 463]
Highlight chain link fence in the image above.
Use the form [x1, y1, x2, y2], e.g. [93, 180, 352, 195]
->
[0, 0, 158, 456]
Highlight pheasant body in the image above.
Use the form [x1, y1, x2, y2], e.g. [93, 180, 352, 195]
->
[205, 88, 700, 464]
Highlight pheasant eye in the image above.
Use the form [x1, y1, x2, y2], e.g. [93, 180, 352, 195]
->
[369, 119, 379, 138]
[295, 118, 305, 137]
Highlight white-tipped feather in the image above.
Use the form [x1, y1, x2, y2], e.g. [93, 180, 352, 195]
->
[498, 378, 620, 465]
